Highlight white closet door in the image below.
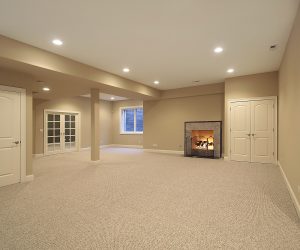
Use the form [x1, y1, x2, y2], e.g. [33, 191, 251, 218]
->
[250, 100, 274, 163]
[0, 90, 21, 187]
[230, 101, 251, 162]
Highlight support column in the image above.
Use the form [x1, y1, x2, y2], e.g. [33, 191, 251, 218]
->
[91, 88, 100, 161]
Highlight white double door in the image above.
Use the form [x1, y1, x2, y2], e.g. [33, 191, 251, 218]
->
[230, 99, 276, 163]
[45, 111, 79, 155]
[0, 89, 21, 187]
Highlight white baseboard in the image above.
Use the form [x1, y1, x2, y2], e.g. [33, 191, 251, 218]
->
[22, 175, 34, 183]
[110, 144, 143, 149]
[144, 149, 184, 155]
[80, 145, 114, 151]
[278, 161, 300, 219]
[33, 154, 44, 158]
[81, 144, 142, 150]
[100, 144, 114, 149]
[80, 147, 90, 151]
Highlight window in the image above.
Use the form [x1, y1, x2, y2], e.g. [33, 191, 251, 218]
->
[120, 107, 143, 134]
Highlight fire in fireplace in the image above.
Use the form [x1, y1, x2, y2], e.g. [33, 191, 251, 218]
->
[192, 130, 214, 151]
[184, 121, 222, 159]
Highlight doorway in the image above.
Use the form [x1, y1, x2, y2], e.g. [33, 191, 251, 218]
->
[228, 97, 277, 164]
[0, 85, 26, 187]
[44, 110, 80, 155]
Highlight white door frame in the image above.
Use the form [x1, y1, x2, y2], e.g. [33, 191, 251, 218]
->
[227, 96, 277, 164]
[44, 109, 81, 155]
[0, 85, 27, 183]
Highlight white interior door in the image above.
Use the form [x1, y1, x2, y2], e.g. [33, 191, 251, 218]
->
[46, 113, 62, 154]
[0, 90, 21, 187]
[229, 98, 276, 164]
[63, 114, 78, 151]
[45, 111, 79, 154]
[230, 101, 251, 162]
[250, 100, 274, 163]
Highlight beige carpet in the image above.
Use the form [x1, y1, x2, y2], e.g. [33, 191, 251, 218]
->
[0, 148, 299, 249]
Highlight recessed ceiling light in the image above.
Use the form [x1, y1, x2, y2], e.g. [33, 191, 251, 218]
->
[110, 97, 115, 100]
[123, 68, 130, 73]
[227, 68, 235, 73]
[52, 39, 63, 46]
[214, 47, 223, 53]
[42, 87, 50, 92]
[154, 80, 160, 85]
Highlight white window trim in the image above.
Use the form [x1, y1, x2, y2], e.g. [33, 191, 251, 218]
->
[120, 106, 143, 135]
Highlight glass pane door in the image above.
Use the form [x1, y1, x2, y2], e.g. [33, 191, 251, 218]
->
[46, 113, 62, 153]
[64, 114, 77, 151]
[45, 111, 78, 155]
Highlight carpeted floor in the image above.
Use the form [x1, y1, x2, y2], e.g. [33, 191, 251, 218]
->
[0, 148, 299, 249]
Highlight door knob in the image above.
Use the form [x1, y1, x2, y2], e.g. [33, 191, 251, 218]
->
[247, 133, 251, 136]
[251, 134, 256, 136]
[13, 141, 20, 145]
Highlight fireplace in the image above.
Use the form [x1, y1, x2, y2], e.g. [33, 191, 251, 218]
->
[184, 121, 222, 158]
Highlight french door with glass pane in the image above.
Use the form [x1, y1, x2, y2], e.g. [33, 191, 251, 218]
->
[44, 111, 80, 155]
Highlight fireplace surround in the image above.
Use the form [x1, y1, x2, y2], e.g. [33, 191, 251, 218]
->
[184, 121, 222, 159]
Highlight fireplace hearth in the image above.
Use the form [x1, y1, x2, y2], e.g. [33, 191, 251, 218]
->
[184, 121, 222, 159]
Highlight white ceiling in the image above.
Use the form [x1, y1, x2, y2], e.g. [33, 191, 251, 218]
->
[81, 93, 127, 102]
[0, 0, 299, 90]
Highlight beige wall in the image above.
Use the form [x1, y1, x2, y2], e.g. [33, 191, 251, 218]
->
[0, 68, 34, 175]
[34, 97, 113, 154]
[0, 35, 161, 100]
[143, 94, 224, 151]
[161, 83, 224, 99]
[100, 100, 113, 147]
[278, 6, 300, 205]
[112, 100, 143, 146]
[224, 72, 278, 156]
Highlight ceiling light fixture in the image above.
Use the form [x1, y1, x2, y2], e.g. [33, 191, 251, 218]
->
[52, 39, 63, 46]
[42, 87, 50, 92]
[154, 80, 160, 85]
[214, 47, 223, 53]
[123, 68, 130, 73]
[227, 68, 235, 73]
[110, 97, 115, 100]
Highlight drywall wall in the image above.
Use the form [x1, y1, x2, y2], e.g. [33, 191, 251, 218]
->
[34, 97, 113, 154]
[0, 35, 161, 100]
[143, 94, 224, 151]
[161, 82, 224, 99]
[0, 68, 34, 175]
[224, 71, 278, 156]
[112, 100, 143, 146]
[278, 5, 300, 208]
